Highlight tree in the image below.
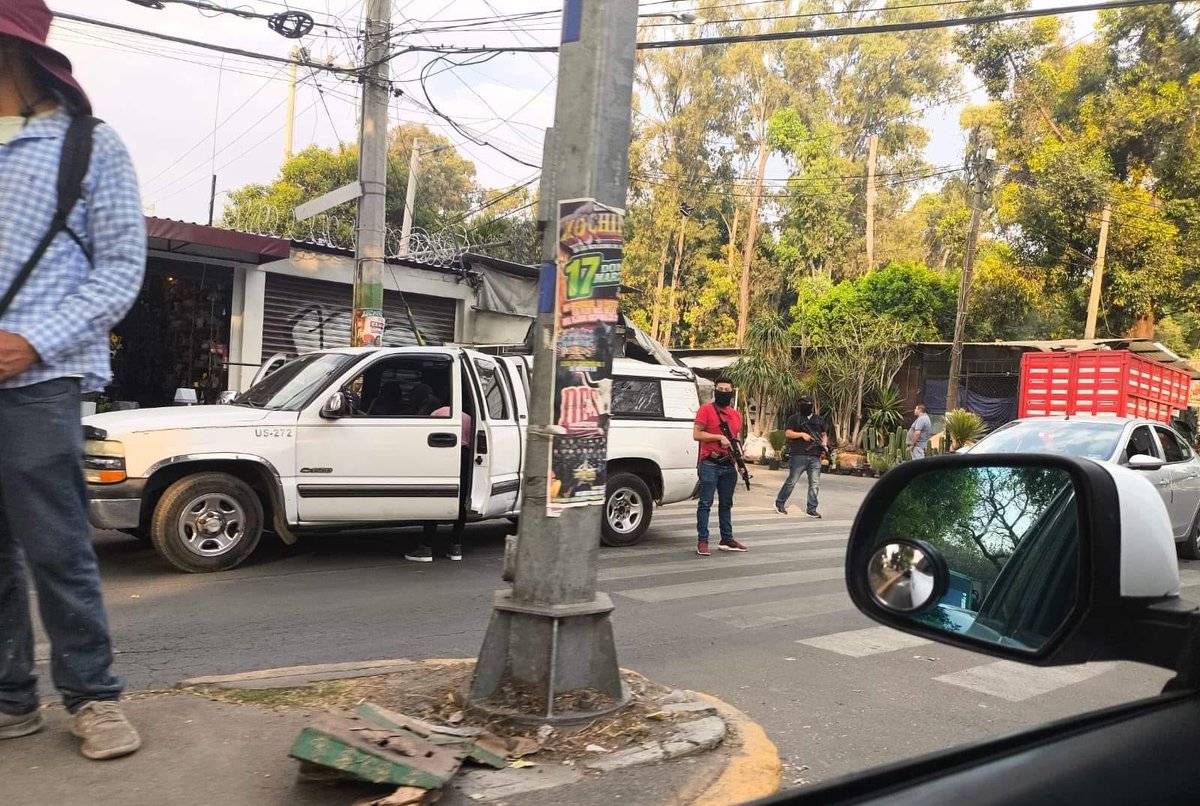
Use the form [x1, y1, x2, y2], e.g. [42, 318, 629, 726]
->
[221, 123, 477, 248]
[728, 313, 806, 438]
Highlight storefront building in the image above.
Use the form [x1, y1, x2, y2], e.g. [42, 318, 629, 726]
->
[104, 219, 538, 409]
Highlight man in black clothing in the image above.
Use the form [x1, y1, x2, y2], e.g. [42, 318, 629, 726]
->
[775, 396, 827, 518]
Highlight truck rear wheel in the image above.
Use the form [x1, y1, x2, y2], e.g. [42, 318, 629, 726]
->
[150, 472, 263, 573]
[602, 472, 653, 547]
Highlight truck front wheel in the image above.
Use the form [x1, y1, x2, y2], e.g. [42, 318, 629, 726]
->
[150, 472, 264, 573]
[602, 472, 654, 547]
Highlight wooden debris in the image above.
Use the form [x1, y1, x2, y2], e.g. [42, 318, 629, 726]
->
[290, 713, 465, 788]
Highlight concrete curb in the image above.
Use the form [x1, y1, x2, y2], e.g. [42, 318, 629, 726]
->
[174, 659, 781, 804]
[684, 692, 782, 806]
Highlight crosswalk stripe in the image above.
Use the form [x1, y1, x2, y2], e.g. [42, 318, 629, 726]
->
[934, 661, 1116, 702]
[1178, 569, 1200, 588]
[647, 517, 854, 535]
[796, 626, 930, 657]
[618, 566, 845, 603]
[599, 547, 845, 582]
[703, 592, 853, 629]
[601, 531, 846, 562]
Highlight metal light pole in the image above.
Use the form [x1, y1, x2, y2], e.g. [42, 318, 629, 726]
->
[399, 138, 421, 259]
[469, 0, 640, 723]
[352, 0, 390, 347]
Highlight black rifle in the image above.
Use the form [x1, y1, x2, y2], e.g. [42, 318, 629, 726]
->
[713, 406, 752, 490]
[793, 416, 832, 462]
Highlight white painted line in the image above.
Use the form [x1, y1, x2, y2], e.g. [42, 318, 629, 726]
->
[618, 566, 845, 603]
[600, 547, 845, 582]
[934, 661, 1116, 702]
[704, 592, 853, 629]
[797, 626, 930, 657]
[601, 531, 846, 562]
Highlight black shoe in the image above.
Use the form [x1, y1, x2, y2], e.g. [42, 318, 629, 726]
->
[405, 545, 434, 563]
[774, 503, 788, 515]
[446, 544, 463, 561]
[806, 511, 822, 519]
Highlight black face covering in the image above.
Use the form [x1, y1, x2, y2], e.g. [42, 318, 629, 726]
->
[799, 402, 814, 417]
[714, 390, 734, 407]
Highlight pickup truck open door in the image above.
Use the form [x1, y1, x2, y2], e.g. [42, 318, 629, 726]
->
[465, 352, 522, 518]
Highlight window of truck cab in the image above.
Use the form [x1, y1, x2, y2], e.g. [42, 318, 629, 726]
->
[343, 356, 454, 418]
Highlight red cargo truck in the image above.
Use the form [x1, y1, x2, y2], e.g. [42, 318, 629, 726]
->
[1018, 350, 1193, 424]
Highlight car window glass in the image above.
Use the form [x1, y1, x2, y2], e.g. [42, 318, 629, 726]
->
[972, 421, 1124, 460]
[1156, 427, 1187, 463]
[238, 353, 357, 411]
[345, 357, 452, 418]
[474, 359, 509, 421]
[1122, 426, 1159, 463]
[612, 378, 665, 418]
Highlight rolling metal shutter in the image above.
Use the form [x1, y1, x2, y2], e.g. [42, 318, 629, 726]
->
[261, 272, 457, 356]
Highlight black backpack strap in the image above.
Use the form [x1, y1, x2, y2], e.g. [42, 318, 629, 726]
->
[0, 115, 100, 319]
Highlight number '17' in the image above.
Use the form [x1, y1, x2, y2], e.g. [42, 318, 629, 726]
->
[563, 254, 602, 300]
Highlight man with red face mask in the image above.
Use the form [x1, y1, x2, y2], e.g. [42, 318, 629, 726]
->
[0, 1, 145, 760]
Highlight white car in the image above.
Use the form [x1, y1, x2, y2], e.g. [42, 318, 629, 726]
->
[84, 347, 700, 572]
[969, 416, 1200, 557]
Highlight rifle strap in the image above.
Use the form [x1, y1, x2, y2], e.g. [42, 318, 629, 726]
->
[0, 114, 100, 319]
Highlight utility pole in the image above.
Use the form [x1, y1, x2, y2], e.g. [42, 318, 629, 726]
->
[469, 0, 639, 723]
[399, 137, 420, 259]
[352, 0, 390, 347]
[207, 174, 217, 226]
[284, 45, 300, 159]
[865, 133, 878, 271]
[946, 129, 997, 412]
[1084, 201, 1112, 340]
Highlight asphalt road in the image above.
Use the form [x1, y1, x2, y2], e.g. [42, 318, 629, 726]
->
[47, 470, 1185, 791]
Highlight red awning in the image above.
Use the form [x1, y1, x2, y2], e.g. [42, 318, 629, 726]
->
[146, 217, 291, 264]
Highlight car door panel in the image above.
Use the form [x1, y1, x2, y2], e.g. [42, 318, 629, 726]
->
[466, 354, 521, 518]
[1123, 425, 1174, 526]
[762, 691, 1200, 806]
[1155, 426, 1200, 537]
[295, 353, 462, 523]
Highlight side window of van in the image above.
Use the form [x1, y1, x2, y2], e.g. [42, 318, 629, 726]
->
[612, 378, 664, 419]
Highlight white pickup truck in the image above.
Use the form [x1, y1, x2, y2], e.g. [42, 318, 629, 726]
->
[83, 347, 701, 572]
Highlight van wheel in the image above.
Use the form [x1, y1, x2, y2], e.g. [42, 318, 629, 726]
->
[602, 473, 653, 547]
[150, 472, 263, 573]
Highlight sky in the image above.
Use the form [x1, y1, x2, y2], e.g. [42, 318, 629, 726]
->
[45, 1, 1093, 227]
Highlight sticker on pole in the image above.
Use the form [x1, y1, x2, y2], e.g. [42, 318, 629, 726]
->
[546, 199, 624, 516]
[356, 310, 385, 347]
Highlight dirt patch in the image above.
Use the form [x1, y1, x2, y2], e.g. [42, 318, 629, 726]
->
[185, 661, 686, 762]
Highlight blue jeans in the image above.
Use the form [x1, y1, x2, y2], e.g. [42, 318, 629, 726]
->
[0, 379, 123, 714]
[696, 460, 738, 542]
[776, 454, 821, 514]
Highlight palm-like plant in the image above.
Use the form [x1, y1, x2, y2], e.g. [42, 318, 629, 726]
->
[728, 313, 805, 437]
[944, 409, 988, 450]
[866, 385, 905, 436]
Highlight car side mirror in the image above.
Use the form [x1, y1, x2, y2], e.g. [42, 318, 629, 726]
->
[1128, 454, 1165, 471]
[217, 390, 239, 405]
[844, 454, 1198, 675]
[320, 391, 348, 419]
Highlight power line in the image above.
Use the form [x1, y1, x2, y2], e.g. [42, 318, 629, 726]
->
[53, 12, 359, 75]
[126, 0, 320, 38]
[381, 0, 1186, 57]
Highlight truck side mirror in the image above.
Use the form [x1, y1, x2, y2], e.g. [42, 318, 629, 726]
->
[842, 454, 1196, 675]
[320, 392, 348, 420]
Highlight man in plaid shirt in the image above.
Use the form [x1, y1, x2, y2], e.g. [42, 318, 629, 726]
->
[0, 1, 145, 760]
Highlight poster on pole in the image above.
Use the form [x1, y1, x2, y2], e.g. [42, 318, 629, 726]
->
[546, 199, 624, 516]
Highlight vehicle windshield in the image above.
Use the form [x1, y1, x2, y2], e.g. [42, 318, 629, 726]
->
[235, 353, 358, 411]
[971, 421, 1125, 461]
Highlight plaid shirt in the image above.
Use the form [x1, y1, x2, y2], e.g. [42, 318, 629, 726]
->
[0, 109, 145, 392]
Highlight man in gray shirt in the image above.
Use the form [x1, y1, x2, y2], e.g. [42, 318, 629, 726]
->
[908, 404, 932, 460]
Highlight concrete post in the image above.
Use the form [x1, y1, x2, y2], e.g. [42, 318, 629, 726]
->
[469, 0, 639, 724]
[352, 0, 390, 347]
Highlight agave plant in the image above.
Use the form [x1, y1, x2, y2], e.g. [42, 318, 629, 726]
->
[944, 409, 988, 450]
[866, 385, 905, 437]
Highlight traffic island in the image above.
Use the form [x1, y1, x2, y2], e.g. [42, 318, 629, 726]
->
[174, 658, 781, 805]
